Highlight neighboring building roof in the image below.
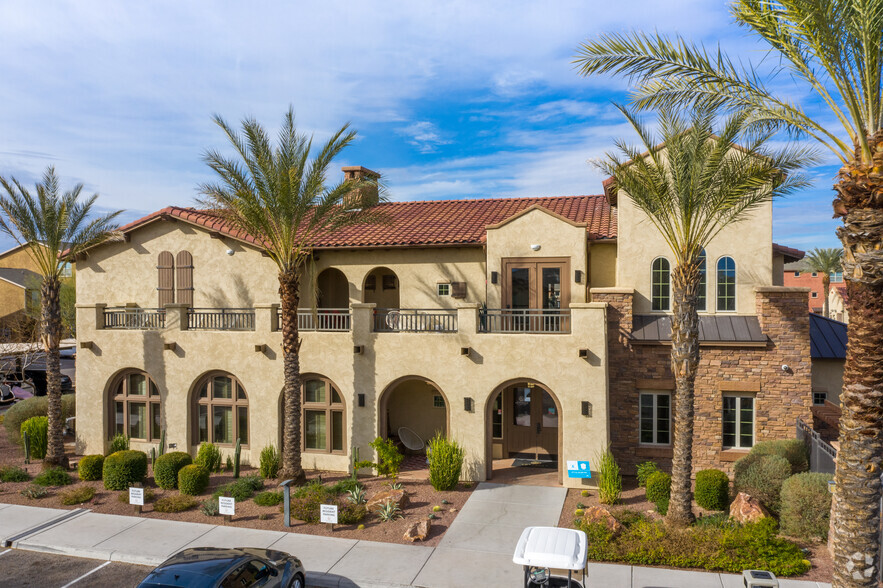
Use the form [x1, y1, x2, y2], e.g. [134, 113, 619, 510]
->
[0, 268, 41, 289]
[773, 243, 805, 263]
[833, 283, 848, 303]
[809, 313, 847, 359]
[631, 314, 767, 345]
[100, 195, 617, 252]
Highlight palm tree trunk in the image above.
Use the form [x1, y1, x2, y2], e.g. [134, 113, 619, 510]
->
[830, 134, 883, 587]
[279, 269, 306, 484]
[822, 274, 831, 318]
[41, 276, 67, 469]
[666, 262, 700, 527]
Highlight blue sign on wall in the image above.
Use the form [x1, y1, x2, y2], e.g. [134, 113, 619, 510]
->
[566, 460, 592, 478]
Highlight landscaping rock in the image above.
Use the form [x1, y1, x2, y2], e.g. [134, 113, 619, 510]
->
[404, 519, 430, 542]
[580, 506, 622, 535]
[729, 492, 770, 524]
[367, 488, 409, 512]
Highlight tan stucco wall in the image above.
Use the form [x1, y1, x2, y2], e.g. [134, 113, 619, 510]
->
[812, 358, 844, 405]
[615, 194, 773, 314]
[589, 242, 617, 290]
[0, 246, 44, 272]
[0, 281, 25, 320]
[772, 254, 785, 287]
[384, 379, 448, 444]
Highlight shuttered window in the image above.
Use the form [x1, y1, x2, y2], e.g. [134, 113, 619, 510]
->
[176, 251, 194, 306]
[450, 281, 467, 299]
[157, 251, 175, 307]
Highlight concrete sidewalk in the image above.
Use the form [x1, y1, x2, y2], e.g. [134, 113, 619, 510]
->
[0, 488, 832, 588]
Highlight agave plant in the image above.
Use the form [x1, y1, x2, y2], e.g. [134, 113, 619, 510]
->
[377, 500, 403, 523]
[347, 487, 366, 505]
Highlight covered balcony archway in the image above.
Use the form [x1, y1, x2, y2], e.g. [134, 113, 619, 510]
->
[377, 376, 449, 466]
[362, 267, 399, 309]
[316, 268, 349, 309]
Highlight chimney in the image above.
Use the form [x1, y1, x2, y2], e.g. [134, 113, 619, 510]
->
[341, 166, 380, 210]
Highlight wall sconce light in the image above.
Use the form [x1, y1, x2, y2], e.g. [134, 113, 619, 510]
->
[460, 347, 471, 356]
[254, 344, 266, 353]
[575, 270, 583, 283]
[358, 393, 365, 407]
[353, 345, 364, 355]
[578, 349, 589, 358]
[530, 244, 541, 251]
[168, 443, 177, 450]
[491, 271, 498, 284]
[581, 401, 592, 417]
[79, 341, 93, 349]
[464, 397, 474, 412]
[163, 342, 177, 351]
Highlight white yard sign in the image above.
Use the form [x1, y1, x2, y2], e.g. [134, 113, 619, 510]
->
[219, 496, 235, 516]
[129, 487, 144, 506]
[320, 504, 338, 524]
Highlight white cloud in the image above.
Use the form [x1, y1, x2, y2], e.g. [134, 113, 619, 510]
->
[396, 121, 453, 154]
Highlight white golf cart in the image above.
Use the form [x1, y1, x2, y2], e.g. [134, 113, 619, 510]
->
[513, 526, 587, 588]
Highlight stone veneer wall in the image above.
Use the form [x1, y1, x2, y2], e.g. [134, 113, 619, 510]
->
[592, 287, 812, 476]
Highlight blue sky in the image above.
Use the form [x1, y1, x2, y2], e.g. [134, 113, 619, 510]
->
[0, 1, 843, 252]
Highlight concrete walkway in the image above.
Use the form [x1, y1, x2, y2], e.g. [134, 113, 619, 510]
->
[0, 489, 832, 588]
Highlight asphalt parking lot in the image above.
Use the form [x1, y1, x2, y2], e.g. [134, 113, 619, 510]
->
[0, 549, 151, 587]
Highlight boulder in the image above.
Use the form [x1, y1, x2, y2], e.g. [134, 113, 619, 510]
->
[367, 488, 409, 512]
[580, 506, 622, 535]
[729, 492, 770, 524]
[404, 519, 430, 542]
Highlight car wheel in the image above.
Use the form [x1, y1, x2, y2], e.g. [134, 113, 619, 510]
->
[289, 573, 305, 588]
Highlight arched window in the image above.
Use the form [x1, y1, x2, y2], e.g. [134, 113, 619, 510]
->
[717, 256, 736, 311]
[696, 250, 707, 311]
[193, 373, 248, 446]
[110, 371, 161, 441]
[651, 258, 671, 311]
[302, 377, 345, 454]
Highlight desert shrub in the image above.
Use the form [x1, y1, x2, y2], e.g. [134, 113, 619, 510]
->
[0, 465, 30, 482]
[34, 466, 72, 487]
[369, 437, 404, 478]
[780, 472, 833, 540]
[259, 445, 280, 479]
[103, 450, 148, 490]
[60, 486, 95, 505]
[3, 395, 75, 444]
[427, 435, 464, 491]
[212, 475, 263, 502]
[178, 464, 210, 496]
[636, 461, 659, 488]
[21, 484, 48, 499]
[154, 494, 198, 513]
[200, 497, 220, 516]
[21, 416, 48, 460]
[695, 469, 730, 511]
[750, 439, 809, 475]
[329, 478, 362, 495]
[575, 515, 809, 576]
[289, 482, 333, 523]
[194, 443, 222, 473]
[78, 455, 104, 481]
[734, 453, 791, 514]
[645, 470, 671, 514]
[108, 433, 130, 454]
[338, 501, 367, 524]
[153, 452, 192, 490]
[255, 490, 283, 506]
[597, 446, 622, 505]
[694, 512, 738, 530]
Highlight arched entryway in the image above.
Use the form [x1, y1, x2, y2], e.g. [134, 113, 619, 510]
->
[362, 267, 399, 309]
[378, 376, 449, 452]
[485, 379, 562, 485]
[316, 268, 349, 309]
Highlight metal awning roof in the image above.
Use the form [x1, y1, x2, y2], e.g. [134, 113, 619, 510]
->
[809, 313, 847, 359]
[631, 314, 767, 345]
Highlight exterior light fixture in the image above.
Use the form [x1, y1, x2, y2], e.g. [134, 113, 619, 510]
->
[581, 401, 592, 417]
[163, 342, 177, 351]
[464, 397, 474, 412]
[79, 341, 93, 349]
[578, 349, 589, 358]
[530, 244, 541, 251]
[358, 393, 365, 407]
[575, 270, 583, 283]
[254, 344, 266, 353]
[491, 271, 498, 284]
[460, 347, 471, 356]
[353, 345, 364, 354]
[226, 249, 234, 256]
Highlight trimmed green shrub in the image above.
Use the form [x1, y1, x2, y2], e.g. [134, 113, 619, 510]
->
[103, 450, 148, 490]
[597, 446, 622, 505]
[153, 451, 192, 490]
[194, 443, 222, 473]
[108, 433, 130, 454]
[369, 437, 403, 478]
[695, 469, 730, 511]
[734, 453, 791, 514]
[338, 501, 367, 525]
[645, 470, 671, 507]
[427, 435, 465, 491]
[78, 455, 104, 481]
[330, 478, 362, 495]
[60, 486, 95, 505]
[289, 482, 333, 523]
[21, 416, 48, 460]
[780, 472, 833, 540]
[636, 461, 659, 488]
[3, 395, 75, 444]
[154, 494, 198, 513]
[178, 464, 210, 495]
[750, 439, 809, 475]
[0, 465, 30, 482]
[254, 490, 284, 506]
[34, 466, 72, 487]
[212, 475, 263, 502]
[259, 445, 280, 479]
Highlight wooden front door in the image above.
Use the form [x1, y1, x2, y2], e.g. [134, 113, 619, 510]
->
[502, 258, 569, 310]
[505, 384, 559, 460]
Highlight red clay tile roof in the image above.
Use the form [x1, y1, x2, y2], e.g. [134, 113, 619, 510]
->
[111, 195, 616, 251]
[773, 243, 805, 263]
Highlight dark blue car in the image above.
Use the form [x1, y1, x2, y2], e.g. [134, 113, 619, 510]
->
[137, 547, 305, 588]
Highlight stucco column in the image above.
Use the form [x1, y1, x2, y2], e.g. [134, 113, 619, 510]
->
[253, 303, 278, 333]
[76, 303, 104, 332]
[350, 302, 376, 341]
[457, 303, 479, 336]
[164, 304, 189, 331]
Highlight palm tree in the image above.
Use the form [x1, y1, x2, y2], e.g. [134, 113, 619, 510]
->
[574, 3, 882, 581]
[0, 166, 122, 468]
[598, 104, 812, 526]
[804, 247, 844, 318]
[199, 108, 386, 483]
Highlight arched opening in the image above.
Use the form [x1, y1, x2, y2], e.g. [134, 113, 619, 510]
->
[316, 268, 349, 309]
[378, 376, 449, 473]
[485, 379, 562, 485]
[107, 369, 161, 443]
[277, 375, 347, 456]
[190, 372, 249, 447]
[362, 267, 399, 309]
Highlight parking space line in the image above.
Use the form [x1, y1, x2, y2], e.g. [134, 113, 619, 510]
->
[0, 549, 10, 557]
[60, 560, 111, 588]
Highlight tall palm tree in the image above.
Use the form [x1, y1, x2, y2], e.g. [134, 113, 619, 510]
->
[575, 2, 882, 581]
[599, 104, 812, 526]
[804, 247, 844, 318]
[0, 166, 122, 468]
[199, 108, 386, 483]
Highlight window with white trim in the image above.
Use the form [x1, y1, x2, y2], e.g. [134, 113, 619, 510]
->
[722, 394, 754, 449]
[651, 258, 670, 311]
[811, 292, 818, 299]
[437, 283, 450, 297]
[716, 256, 736, 311]
[793, 271, 800, 277]
[830, 272, 843, 283]
[639, 391, 671, 445]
